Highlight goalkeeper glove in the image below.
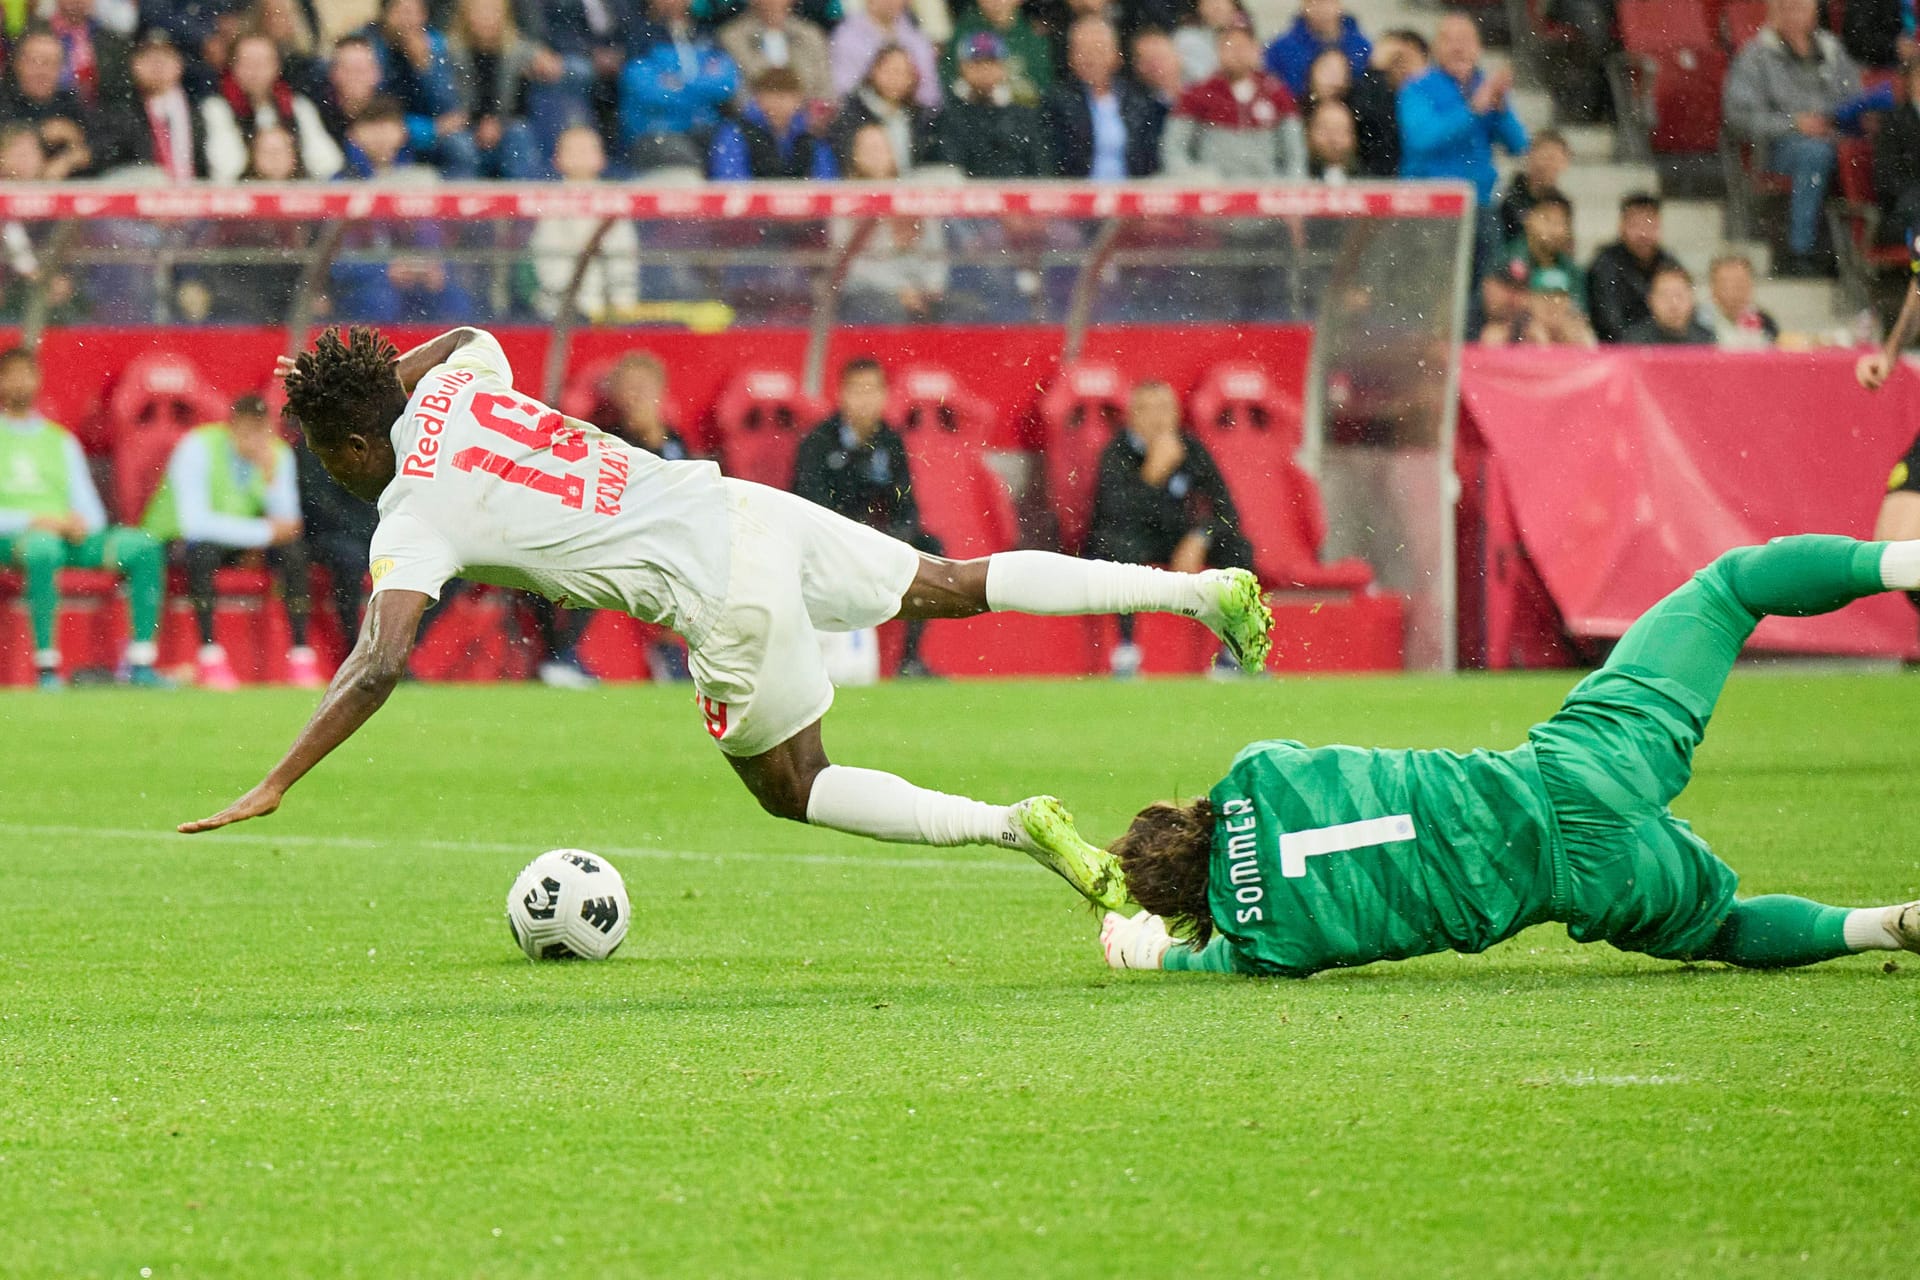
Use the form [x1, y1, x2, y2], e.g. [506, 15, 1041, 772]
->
[1100, 910, 1172, 970]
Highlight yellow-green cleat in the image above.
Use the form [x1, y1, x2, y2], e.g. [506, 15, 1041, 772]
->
[1197, 568, 1274, 675]
[1012, 796, 1130, 912]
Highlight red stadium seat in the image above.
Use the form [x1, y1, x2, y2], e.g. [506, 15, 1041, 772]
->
[105, 352, 230, 525]
[1187, 360, 1304, 450]
[886, 363, 999, 446]
[1617, 0, 1712, 54]
[712, 366, 821, 490]
[1037, 361, 1130, 553]
[902, 438, 1019, 558]
[1186, 362, 1373, 594]
[557, 352, 686, 430]
[885, 363, 1016, 556]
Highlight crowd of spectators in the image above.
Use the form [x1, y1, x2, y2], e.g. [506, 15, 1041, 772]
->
[7, 0, 1901, 340]
[0, 0, 1489, 191]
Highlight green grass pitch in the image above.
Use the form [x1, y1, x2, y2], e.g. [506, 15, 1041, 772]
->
[1, 672, 1915, 1278]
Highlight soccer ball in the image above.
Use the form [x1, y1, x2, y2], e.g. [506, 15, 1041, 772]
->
[506, 849, 630, 961]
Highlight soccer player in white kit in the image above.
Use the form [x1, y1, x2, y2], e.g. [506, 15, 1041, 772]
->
[179, 327, 1275, 906]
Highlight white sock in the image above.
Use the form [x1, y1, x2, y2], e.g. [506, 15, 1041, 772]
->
[198, 643, 226, 663]
[33, 647, 59, 670]
[805, 764, 1021, 849]
[1842, 906, 1901, 952]
[984, 550, 1208, 619]
[124, 640, 157, 667]
[1878, 540, 1920, 590]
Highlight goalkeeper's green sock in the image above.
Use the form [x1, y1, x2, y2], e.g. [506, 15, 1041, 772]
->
[1699, 895, 1908, 969]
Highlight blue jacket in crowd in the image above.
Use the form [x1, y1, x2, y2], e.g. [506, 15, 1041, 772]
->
[619, 32, 739, 142]
[359, 24, 464, 158]
[1263, 13, 1371, 100]
[1396, 64, 1528, 203]
[707, 104, 840, 180]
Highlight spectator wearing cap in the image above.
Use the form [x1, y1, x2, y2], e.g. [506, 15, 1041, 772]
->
[201, 31, 344, 181]
[142, 392, 319, 692]
[720, 0, 834, 106]
[357, 0, 481, 176]
[1494, 188, 1586, 316]
[1161, 22, 1303, 178]
[939, 31, 1051, 176]
[830, 0, 941, 109]
[1621, 264, 1715, 344]
[1304, 97, 1357, 180]
[0, 28, 99, 177]
[830, 43, 939, 172]
[709, 66, 839, 177]
[1042, 17, 1165, 177]
[1264, 0, 1370, 101]
[620, 0, 740, 148]
[46, 0, 133, 111]
[943, 0, 1050, 105]
[1585, 191, 1681, 343]
[98, 27, 208, 178]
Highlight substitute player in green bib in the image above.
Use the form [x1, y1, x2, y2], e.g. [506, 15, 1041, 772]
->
[1089, 535, 1920, 976]
[0, 347, 165, 689]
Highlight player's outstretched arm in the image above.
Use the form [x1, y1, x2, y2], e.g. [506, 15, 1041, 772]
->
[1858, 278, 1920, 390]
[393, 328, 481, 394]
[177, 589, 431, 834]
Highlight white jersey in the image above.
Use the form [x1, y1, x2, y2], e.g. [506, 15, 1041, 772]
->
[367, 331, 732, 644]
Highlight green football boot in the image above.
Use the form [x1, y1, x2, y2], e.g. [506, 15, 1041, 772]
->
[1196, 568, 1274, 675]
[1012, 796, 1129, 912]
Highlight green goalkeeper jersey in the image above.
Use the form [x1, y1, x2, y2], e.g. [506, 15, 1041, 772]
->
[1164, 740, 1565, 978]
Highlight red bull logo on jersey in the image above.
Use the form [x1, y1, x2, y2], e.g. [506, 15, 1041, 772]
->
[400, 369, 476, 480]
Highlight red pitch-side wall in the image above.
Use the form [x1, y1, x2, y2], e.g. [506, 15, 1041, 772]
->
[1, 324, 1313, 454]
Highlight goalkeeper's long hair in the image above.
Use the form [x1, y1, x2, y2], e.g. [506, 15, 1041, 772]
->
[283, 326, 406, 448]
[1110, 798, 1217, 945]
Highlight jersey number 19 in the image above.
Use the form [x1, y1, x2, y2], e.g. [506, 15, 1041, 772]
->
[451, 391, 590, 510]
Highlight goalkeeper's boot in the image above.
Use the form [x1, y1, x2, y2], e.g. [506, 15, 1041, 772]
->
[1011, 796, 1129, 912]
[1889, 900, 1920, 953]
[1195, 568, 1273, 675]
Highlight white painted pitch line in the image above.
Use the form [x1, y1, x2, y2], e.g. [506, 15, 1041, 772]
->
[0, 821, 1035, 876]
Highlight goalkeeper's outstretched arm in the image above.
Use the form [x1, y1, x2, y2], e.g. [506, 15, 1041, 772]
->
[178, 589, 431, 833]
[1100, 911, 1261, 974]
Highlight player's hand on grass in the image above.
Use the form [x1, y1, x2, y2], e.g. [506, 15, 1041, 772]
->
[1857, 352, 1893, 391]
[1100, 911, 1172, 971]
[178, 782, 284, 834]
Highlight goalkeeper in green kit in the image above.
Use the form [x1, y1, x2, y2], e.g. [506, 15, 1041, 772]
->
[1073, 536, 1920, 977]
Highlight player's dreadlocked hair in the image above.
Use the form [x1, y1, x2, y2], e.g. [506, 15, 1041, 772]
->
[283, 326, 407, 448]
[1110, 798, 1217, 945]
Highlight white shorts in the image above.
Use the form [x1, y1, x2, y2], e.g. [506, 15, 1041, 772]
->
[687, 479, 921, 757]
